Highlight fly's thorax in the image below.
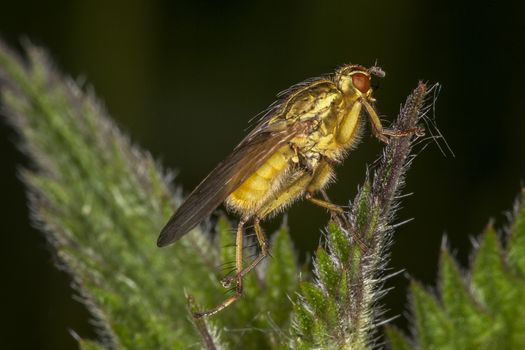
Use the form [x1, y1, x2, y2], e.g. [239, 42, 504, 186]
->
[281, 81, 342, 121]
[289, 97, 362, 163]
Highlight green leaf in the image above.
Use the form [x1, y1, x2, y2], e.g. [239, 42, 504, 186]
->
[353, 180, 372, 233]
[299, 282, 337, 325]
[385, 326, 413, 350]
[78, 339, 106, 350]
[411, 282, 454, 350]
[471, 227, 525, 349]
[398, 190, 525, 350]
[293, 302, 315, 341]
[314, 246, 340, 298]
[508, 190, 525, 274]
[1, 40, 219, 348]
[471, 227, 510, 315]
[440, 249, 492, 349]
[327, 221, 350, 265]
[264, 226, 299, 326]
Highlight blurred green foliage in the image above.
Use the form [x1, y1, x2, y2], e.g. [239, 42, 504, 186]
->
[388, 191, 525, 349]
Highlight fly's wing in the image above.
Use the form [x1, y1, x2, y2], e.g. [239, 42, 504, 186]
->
[157, 122, 302, 247]
[157, 78, 340, 247]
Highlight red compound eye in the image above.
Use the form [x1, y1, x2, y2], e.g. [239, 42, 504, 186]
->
[352, 72, 370, 93]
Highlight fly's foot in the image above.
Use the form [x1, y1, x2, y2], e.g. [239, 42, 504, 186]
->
[221, 275, 237, 288]
[376, 132, 390, 144]
[414, 125, 426, 137]
[381, 125, 425, 141]
[330, 209, 350, 230]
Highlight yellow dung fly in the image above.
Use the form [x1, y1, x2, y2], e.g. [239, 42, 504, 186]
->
[158, 64, 415, 317]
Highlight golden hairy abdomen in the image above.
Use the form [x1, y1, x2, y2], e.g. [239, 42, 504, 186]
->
[226, 145, 293, 216]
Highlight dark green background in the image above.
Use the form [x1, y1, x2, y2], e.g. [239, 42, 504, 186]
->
[1, 0, 524, 348]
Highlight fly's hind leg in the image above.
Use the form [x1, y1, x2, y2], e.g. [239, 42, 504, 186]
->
[223, 217, 270, 285]
[241, 217, 270, 278]
[218, 171, 311, 293]
[221, 216, 270, 288]
[193, 218, 247, 318]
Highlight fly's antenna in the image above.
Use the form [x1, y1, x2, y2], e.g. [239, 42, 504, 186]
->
[368, 64, 386, 78]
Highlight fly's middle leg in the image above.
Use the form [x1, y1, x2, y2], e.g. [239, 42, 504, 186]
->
[305, 190, 351, 229]
[305, 192, 344, 214]
[306, 189, 369, 251]
[304, 159, 371, 249]
[304, 160, 344, 217]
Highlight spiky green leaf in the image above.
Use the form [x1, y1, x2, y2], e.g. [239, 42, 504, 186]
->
[394, 191, 525, 350]
[411, 282, 454, 350]
[508, 190, 525, 274]
[385, 326, 413, 350]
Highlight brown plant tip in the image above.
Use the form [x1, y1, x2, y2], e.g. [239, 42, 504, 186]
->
[186, 293, 218, 350]
[373, 81, 428, 216]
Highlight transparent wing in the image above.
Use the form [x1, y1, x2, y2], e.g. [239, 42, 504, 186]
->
[158, 123, 301, 246]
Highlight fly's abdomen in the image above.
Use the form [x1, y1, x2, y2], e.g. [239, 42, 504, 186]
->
[226, 145, 293, 216]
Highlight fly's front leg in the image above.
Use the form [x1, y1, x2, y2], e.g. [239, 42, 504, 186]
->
[361, 99, 389, 144]
[361, 98, 424, 143]
[193, 218, 247, 318]
[381, 126, 425, 139]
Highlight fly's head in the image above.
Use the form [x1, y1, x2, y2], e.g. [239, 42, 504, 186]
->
[335, 64, 385, 103]
[335, 64, 391, 143]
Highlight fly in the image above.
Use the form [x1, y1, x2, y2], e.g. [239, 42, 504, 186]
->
[158, 64, 421, 317]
